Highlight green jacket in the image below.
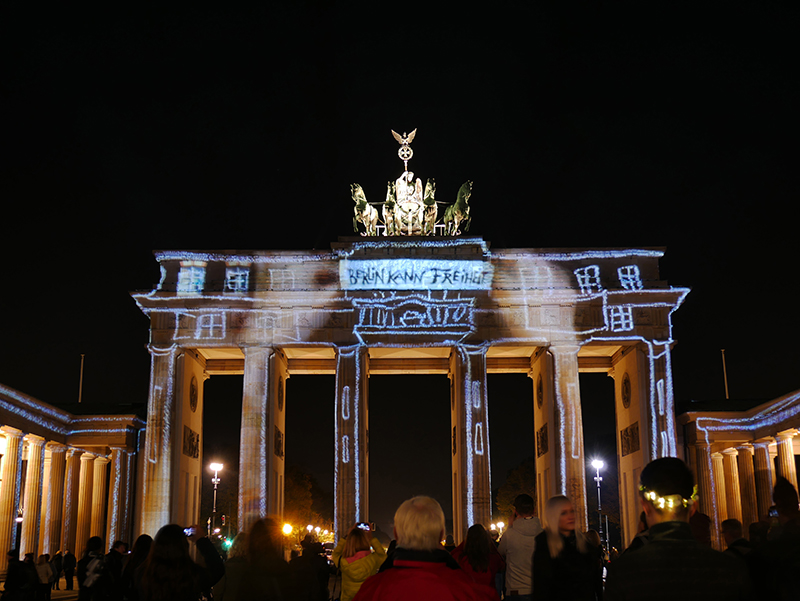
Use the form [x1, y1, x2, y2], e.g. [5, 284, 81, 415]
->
[331, 536, 386, 601]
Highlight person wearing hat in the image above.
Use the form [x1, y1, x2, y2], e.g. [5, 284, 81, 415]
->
[605, 457, 751, 601]
[498, 493, 542, 599]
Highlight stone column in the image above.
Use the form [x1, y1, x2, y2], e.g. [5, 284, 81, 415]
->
[334, 345, 369, 538]
[694, 443, 715, 523]
[61, 448, 83, 554]
[721, 449, 742, 523]
[0, 427, 24, 574]
[106, 448, 129, 545]
[752, 440, 775, 520]
[37, 450, 51, 554]
[450, 345, 491, 541]
[735, 444, 758, 534]
[90, 456, 110, 538]
[712, 452, 727, 525]
[141, 345, 179, 535]
[239, 346, 270, 532]
[646, 341, 678, 458]
[775, 431, 798, 492]
[42, 443, 67, 555]
[549, 345, 588, 530]
[20, 435, 46, 557]
[74, 453, 95, 553]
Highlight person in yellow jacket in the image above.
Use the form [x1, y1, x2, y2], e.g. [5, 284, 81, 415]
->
[331, 523, 386, 601]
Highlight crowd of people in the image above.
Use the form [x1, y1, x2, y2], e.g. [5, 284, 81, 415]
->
[2, 456, 799, 601]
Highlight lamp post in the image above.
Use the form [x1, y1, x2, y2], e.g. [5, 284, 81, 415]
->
[210, 462, 223, 537]
[591, 459, 605, 549]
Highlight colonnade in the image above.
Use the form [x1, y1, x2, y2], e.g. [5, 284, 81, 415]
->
[687, 428, 799, 549]
[0, 385, 143, 578]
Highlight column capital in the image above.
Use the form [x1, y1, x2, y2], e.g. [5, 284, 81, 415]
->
[735, 443, 754, 455]
[751, 439, 774, 450]
[721, 448, 739, 457]
[147, 343, 179, 356]
[80, 452, 97, 462]
[24, 434, 46, 447]
[548, 343, 582, 356]
[775, 429, 798, 442]
[45, 442, 68, 453]
[1, 426, 24, 438]
[94, 456, 111, 466]
[66, 448, 84, 459]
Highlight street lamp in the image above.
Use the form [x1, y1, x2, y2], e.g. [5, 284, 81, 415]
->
[210, 462, 223, 537]
[591, 459, 605, 549]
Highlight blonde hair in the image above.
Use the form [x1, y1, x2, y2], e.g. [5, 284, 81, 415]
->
[343, 527, 372, 558]
[542, 495, 587, 558]
[394, 496, 446, 551]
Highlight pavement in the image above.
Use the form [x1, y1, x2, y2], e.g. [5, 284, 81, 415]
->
[50, 576, 79, 601]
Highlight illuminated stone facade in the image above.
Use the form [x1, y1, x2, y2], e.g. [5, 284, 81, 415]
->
[680, 393, 800, 549]
[0, 385, 143, 577]
[133, 237, 689, 543]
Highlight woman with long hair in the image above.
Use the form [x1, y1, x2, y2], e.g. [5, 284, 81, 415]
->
[234, 517, 296, 600]
[331, 524, 386, 601]
[139, 525, 224, 601]
[532, 496, 602, 601]
[450, 524, 506, 588]
[121, 534, 152, 601]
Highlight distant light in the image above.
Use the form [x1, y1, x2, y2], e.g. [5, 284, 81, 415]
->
[283, 524, 293, 535]
[210, 462, 223, 472]
[591, 459, 604, 470]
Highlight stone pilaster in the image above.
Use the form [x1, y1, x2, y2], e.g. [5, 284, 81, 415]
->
[239, 346, 270, 533]
[20, 435, 46, 557]
[141, 345, 179, 535]
[721, 449, 742, 522]
[549, 345, 588, 531]
[0, 427, 24, 574]
[74, 453, 95, 553]
[42, 444, 67, 555]
[90, 456, 110, 538]
[712, 452, 727, 527]
[334, 345, 369, 538]
[752, 440, 775, 520]
[450, 345, 491, 541]
[694, 442, 715, 522]
[735, 445, 758, 534]
[775, 431, 798, 492]
[61, 449, 83, 554]
[710, 452, 726, 549]
[106, 448, 129, 545]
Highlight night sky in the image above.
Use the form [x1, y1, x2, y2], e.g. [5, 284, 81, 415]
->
[2, 3, 798, 538]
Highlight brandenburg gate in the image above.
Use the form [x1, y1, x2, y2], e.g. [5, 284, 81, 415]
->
[132, 132, 689, 543]
[133, 237, 687, 542]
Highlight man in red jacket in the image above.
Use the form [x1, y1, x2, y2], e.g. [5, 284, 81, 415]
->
[354, 496, 497, 601]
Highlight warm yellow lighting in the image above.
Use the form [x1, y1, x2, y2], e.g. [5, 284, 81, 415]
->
[307, 525, 313, 532]
[210, 462, 223, 472]
[497, 522, 504, 530]
[283, 524, 293, 535]
[315, 526, 321, 533]
[490, 524, 496, 530]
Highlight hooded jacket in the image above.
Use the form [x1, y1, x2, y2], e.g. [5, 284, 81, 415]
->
[498, 516, 543, 595]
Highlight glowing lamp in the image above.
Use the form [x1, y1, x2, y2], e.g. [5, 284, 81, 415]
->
[591, 459, 604, 470]
[283, 524, 293, 535]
